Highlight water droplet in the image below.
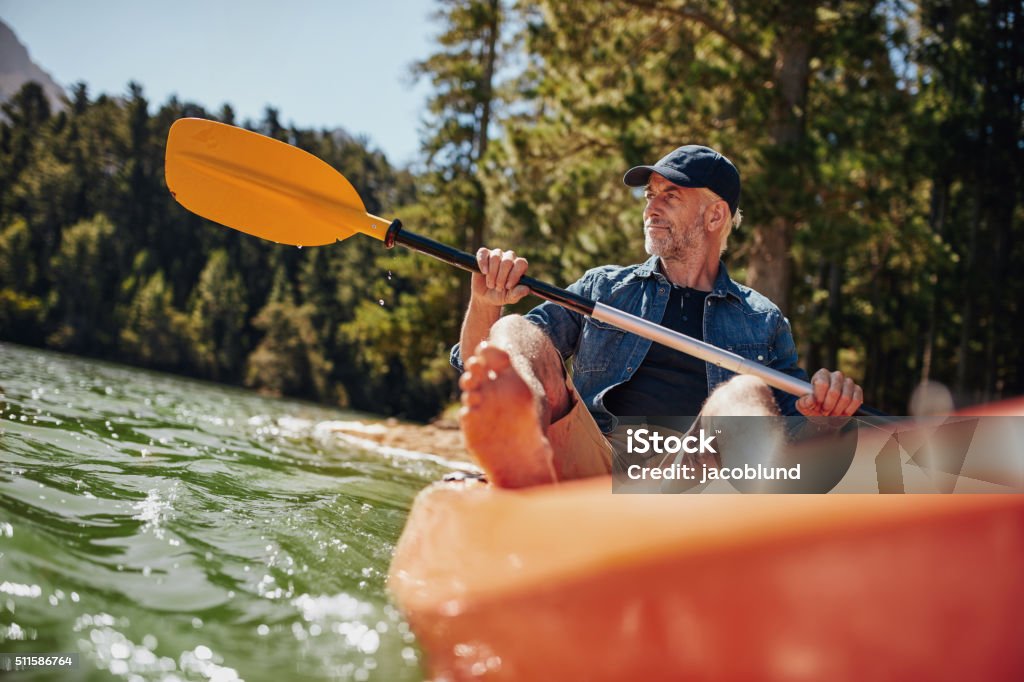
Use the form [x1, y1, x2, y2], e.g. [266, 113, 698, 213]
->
[297, 245, 303, 249]
[387, 271, 392, 280]
[378, 299, 385, 306]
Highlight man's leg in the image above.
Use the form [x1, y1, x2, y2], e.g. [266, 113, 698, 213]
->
[699, 374, 785, 478]
[702, 374, 781, 418]
[459, 314, 578, 488]
[644, 374, 784, 493]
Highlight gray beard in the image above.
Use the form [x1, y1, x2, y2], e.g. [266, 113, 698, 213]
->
[644, 213, 705, 260]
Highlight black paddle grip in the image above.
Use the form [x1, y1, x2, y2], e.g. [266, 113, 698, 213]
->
[386, 222, 595, 317]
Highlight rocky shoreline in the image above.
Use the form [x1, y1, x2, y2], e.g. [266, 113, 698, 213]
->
[329, 417, 471, 462]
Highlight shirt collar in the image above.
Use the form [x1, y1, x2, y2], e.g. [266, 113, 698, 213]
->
[634, 256, 743, 301]
[711, 261, 744, 301]
[633, 255, 661, 279]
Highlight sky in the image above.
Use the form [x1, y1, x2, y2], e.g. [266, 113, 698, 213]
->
[0, 0, 437, 166]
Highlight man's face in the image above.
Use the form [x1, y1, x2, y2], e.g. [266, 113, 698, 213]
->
[643, 174, 709, 259]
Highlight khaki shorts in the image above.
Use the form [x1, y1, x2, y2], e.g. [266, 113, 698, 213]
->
[545, 373, 614, 480]
[546, 374, 709, 481]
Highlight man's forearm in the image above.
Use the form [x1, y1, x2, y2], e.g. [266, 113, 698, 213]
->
[458, 299, 503, 361]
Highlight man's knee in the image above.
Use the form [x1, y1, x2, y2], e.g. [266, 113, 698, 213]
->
[488, 315, 558, 363]
[718, 374, 773, 398]
[704, 374, 779, 416]
[486, 314, 570, 419]
[488, 314, 536, 343]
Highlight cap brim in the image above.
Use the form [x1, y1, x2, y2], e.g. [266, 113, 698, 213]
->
[623, 165, 655, 187]
[623, 165, 697, 189]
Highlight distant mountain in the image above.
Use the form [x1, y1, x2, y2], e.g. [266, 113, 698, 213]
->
[0, 19, 64, 111]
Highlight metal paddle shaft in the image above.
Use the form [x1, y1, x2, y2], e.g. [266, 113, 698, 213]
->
[385, 222, 887, 417]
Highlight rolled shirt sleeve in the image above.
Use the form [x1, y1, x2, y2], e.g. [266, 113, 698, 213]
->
[770, 313, 810, 417]
[449, 272, 592, 373]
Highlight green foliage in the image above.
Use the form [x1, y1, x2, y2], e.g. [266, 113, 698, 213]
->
[47, 213, 119, 352]
[245, 301, 337, 404]
[118, 270, 191, 368]
[0, 218, 36, 291]
[189, 249, 248, 380]
[0, 289, 45, 343]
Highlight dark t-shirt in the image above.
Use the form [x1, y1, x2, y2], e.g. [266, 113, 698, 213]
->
[603, 284, 709, 419]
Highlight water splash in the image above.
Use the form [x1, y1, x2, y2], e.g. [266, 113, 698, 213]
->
[131, 484, 180, 539]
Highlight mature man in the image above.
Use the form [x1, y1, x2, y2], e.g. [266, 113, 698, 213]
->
[451, 145, 863, 488]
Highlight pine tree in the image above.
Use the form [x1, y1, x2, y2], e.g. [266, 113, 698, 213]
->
[47, 213, 120, 352]
[119, 270, 191, 368]
[188, 249, 249, 380]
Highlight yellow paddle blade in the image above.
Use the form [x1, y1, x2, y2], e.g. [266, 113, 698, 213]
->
[165, 118, 391, 246]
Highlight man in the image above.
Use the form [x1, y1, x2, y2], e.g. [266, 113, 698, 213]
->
[451, 145, 864, 488]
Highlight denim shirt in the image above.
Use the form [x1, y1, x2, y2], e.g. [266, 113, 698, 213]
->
[450, 256, 809, 433]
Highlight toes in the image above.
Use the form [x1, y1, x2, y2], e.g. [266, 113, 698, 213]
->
[460, 390, 482, 408]
[460, 356, 487, 390]
[459, 369, 480, 391]
[477, 344, 511, 371]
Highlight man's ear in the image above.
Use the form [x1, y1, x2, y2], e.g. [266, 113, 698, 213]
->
[706, 200, 729, 233]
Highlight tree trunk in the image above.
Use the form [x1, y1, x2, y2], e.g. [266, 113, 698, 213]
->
[921, 176, 950, 385]
[955, 186, 982, 398]
[470, 0, 499, 250]
[806, 256, 830, 370]
[458, 0, 501, 317]
[826, 255, 842, 371]
[745, 9, 814, 313]
[746, 216, 794, 311]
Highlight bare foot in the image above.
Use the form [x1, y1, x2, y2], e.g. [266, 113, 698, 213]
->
[458, 343, 556, 488]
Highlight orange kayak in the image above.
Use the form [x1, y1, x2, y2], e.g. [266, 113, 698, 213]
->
[389, 404, 1024, 681]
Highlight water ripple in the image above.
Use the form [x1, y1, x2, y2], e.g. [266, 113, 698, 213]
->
[1, 343, 444, 680]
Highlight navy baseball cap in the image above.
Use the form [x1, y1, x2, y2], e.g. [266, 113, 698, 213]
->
[623, 145, 741, 214]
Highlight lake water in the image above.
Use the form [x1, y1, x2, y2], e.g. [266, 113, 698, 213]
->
[0, 343, 463, 681]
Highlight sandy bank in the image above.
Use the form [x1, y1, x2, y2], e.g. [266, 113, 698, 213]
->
[330, 418, 471, 462]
